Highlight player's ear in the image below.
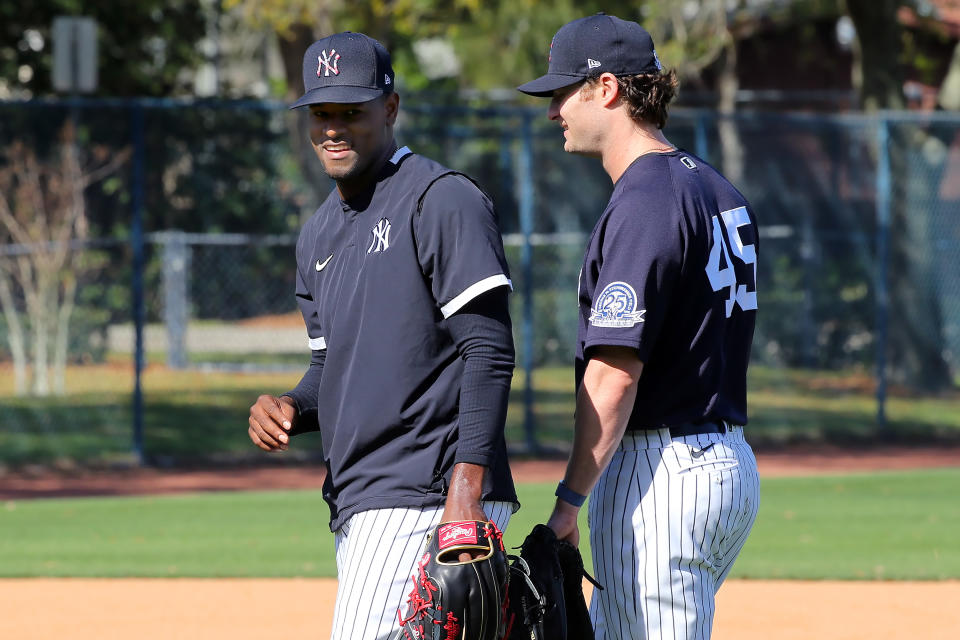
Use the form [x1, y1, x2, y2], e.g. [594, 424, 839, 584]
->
[597, 73, 621, 108]
[384, 92, 400, 126]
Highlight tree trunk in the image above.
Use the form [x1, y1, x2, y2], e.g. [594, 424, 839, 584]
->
[277, 22, 317, 103]
[53, 273, 77, 395]
[846, 0, 906, 111]
[277, 22, 336, 214]
[31, 315, 49, 396]
[938, 40, 960, 110]
[27, 270, 52, 396]
[0, 267, 28, 395]
[885, 127, 953, 391]
[717, 36, 743, 183]
[847, 0, 953, 391]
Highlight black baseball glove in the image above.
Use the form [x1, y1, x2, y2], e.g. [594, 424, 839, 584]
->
[505, 524, 601, 640]
[397, 520, 510, 640]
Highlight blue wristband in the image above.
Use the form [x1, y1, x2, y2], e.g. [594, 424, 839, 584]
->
[555, 481, 587, 507]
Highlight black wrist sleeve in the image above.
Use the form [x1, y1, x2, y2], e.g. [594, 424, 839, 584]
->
[282, 348, 325, 435]
[445, 288, 515, 467]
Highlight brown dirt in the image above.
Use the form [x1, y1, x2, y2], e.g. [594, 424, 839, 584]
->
[2, 448, 958, 639]
[2, 445, 959, 499]
[1, 578, 957, 639]
[235, 311, 305, 328]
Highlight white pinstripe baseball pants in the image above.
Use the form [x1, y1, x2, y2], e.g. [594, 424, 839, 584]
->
[328, 501, 513, 640]
[589, 426, 760, 640]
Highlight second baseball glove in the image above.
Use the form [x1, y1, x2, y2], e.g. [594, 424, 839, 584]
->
[397, 520, 510, 640]
[505, 524, 601, 640]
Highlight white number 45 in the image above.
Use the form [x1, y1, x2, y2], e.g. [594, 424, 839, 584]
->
[705, 206, 757, 318]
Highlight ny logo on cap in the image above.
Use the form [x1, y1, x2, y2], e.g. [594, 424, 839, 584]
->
[317, 49, 341, 77]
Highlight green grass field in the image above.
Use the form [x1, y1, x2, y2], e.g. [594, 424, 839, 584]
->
[2, 362, 959, 467]
[2, 469, 958, 580]
[2, 359, 959, 582]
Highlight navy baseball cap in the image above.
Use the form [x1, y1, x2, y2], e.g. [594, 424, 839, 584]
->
[517, 13, 663, 97]
[290, 32, 395, 109]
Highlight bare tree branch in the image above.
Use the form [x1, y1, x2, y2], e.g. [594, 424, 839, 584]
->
[0, 124, 131, 396]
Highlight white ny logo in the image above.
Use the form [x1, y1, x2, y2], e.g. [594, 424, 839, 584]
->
[317, 49, 340, 77]
[367, 218, 391, 253]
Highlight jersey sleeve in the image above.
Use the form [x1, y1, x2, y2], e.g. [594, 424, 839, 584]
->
[415, 174, 513, 318]
[583, 197, 683, 362]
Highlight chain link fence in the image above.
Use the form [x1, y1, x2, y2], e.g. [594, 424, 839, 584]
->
[1, 98, 959, 469]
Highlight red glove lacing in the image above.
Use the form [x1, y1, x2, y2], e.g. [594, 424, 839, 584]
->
[398, 552, 441, 629]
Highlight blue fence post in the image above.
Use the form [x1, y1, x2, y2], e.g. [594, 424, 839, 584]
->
[131, 102, 146, 464]
[694, 111, 709, 160]
[518, 112, 538, 453]
[874, 116, 891, 430]
[160, 230, 190, 370]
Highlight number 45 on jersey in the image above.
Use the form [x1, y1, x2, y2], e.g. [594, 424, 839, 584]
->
[706, 206, 758, 318]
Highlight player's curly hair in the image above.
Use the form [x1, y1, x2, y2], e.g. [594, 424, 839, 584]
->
[584, 70, 679, 130]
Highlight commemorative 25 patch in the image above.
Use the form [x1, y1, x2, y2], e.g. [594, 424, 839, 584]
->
[589, 281, 646, 328]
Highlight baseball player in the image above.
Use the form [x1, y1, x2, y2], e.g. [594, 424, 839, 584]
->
[518, 14, 761, 640]
[247, 32, 518, 640]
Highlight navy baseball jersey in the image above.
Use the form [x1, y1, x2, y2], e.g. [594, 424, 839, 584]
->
[295, 147, 517, 530]
[575, 150, 759, 428]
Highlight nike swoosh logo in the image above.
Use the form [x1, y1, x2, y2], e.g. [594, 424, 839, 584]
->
[315, 254, 334, 271]
[690, 443, 716, 459]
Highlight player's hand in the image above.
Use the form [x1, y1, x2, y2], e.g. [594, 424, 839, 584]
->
[439, 496, 488, 526]
[440, 463, 490, 561]
[547, 501, 581, 547]
[439, 498, 489, 562]
[248, 394, 297, 452]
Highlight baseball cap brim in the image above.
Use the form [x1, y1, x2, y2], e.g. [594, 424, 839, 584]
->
[517, 73, 584, 97]
[289, 85, 384, 109]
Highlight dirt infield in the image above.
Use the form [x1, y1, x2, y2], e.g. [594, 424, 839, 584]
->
[1, 578, 958, 639]
[3, 445, 960, 499]
[2, 448, 958, 639]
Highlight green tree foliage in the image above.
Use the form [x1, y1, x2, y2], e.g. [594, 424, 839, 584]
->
[224, 0, 484, 96]
[224, 0, 852, 96]
[1, 3, 307, 339]
[0, 0, 206, 98]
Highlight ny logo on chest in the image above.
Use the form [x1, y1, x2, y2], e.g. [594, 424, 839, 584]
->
[367, 218, 391, 253]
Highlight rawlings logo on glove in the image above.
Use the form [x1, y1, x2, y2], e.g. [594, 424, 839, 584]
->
[438, 521, 479, 549]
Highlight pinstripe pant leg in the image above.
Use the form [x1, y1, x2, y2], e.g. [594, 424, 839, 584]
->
[329, 502, 513, 640]
[589, 428, 760, 640]
[713, 428, 761, 588]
